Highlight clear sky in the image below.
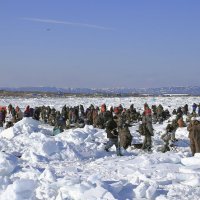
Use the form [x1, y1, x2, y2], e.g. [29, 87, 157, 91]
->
[0, 0, 200, 88]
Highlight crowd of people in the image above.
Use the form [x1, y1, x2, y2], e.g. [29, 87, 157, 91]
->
[0, 102, 200, 156]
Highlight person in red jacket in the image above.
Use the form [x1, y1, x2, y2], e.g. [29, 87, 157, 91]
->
[24, 105, 30, 117]
[144, 103, 152, 116]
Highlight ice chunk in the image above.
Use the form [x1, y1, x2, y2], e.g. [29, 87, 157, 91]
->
[0, 152, 18, 176]
[182, 177, 200, 187]
[41, 139, 59, 156]
[134, 182, 149, 198]
[181, 155, 200, 167]
[39, 167, 56, 182]
[1, 179, 36, 200]
[146, 182, 158, 199]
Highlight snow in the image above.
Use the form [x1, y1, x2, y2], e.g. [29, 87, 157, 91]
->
[0, 96, 200, 199]
[0, 118, 40, 139]
[0, 152, 18, 176]
[1, 179, 37, 200]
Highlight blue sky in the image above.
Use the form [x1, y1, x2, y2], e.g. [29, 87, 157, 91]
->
[0, 0, 200, 88]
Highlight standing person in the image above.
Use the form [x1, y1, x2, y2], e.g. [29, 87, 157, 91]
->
[16, 106, 23, 122]
[104, 116, 122, 156]
[86, 104, 95, 125]
[33, 107, 40, 121]
[156, 104, 164, 123]
[41, 106, 47, 123]
[92, 107, 99, 128]
[161, 124, 176, 153]
[183, 104, 189, 115]
[24, 105, 30, 117]
[8, 104, 12, 114]
[1, 107, 7, 123]
[79, 105, 85, 118]
[118, 117, 132, 150]
[177, 107, 183, 117]
[0, 110, 5, 127]
[187, 117, 200, 156]
[48, 108, 56, 126]
[170, 119, 178, 141]
[141, 103, 154, 151]
[192, 103, 197, 114]
[198, 104, 200, 116]
[61, 105, 67, 120]
[11, 107, 17, 123]
[172, 109, 177, 115]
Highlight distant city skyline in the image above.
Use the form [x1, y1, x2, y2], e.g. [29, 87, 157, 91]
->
[0, 0, 200, 88]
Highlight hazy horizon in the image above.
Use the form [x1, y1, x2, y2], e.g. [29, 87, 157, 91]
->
[0, 85, 200, 90]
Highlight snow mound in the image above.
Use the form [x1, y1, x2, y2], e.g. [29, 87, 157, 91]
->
[56, 125, 106, 160]
[0, 152, 18, 176]
[0, 118, 40, 139]
[60, 125, 98, 145]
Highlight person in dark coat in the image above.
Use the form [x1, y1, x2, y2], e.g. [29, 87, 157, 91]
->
[8, 104, 12, 114]
[104, 116, 122, 156]
[33, 107, 40, 121]
[192, 103, 197, 114]
[172, 109, 177, 115]
[11, 107, 17, 123]
[0, 110, 5, 127]
[55, 115, 66, 131]
[118, 119, 132, 150]
[183, 104, 189, 115]
[86, 105, 95, 125]
[94, 114, 104, 129]
[79, 105, 85, 118]
[5, 121, 14, 129]
[161, 124, 176, 153]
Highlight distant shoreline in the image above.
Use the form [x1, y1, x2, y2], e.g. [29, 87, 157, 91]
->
[0, 90, 197, 98]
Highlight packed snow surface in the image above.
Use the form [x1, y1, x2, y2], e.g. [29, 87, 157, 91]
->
[0, 96, 200, 200]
